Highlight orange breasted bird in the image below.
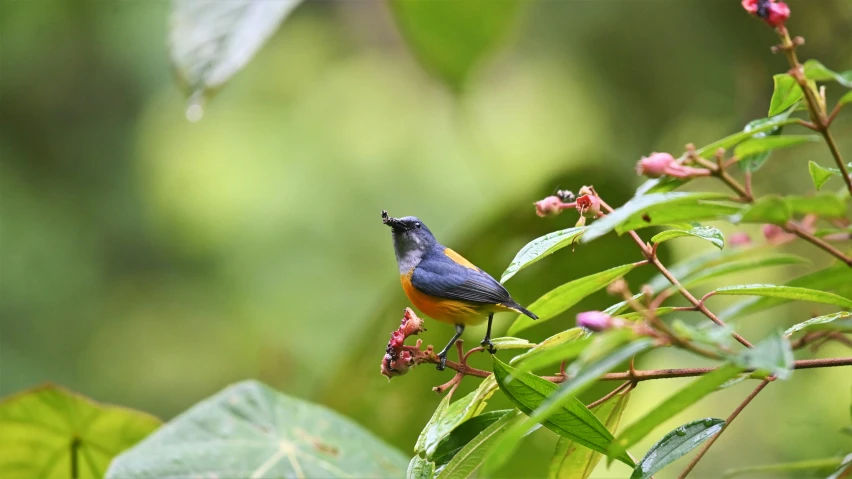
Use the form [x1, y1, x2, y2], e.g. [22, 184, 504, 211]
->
[382, 211, 537, 370]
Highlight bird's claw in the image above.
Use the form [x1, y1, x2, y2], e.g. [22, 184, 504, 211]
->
[436, 353, 447, 371]
[480, 338, 497, 354]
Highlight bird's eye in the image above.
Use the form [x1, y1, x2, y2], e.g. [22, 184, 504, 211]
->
[414, 222, 421, 229]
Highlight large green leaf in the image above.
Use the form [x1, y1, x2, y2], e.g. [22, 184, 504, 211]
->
[510, 328, 591, 372]
[0, 384, 160, 479]
[507, 263, 640, 336]
[421, 376, 498, 457]
[106, 380, 408, 478]
[784, 312, 852, 337]
[492, 358, 629, 464]
[611, 363, 742, 457]
[169, 0, 303, 120]
[696, 117, 799, 158]
[733, 135, 818, 160]
[635, 176, 686, 196]
[731, 333, 794, 380]
[390, 0, 521, 91]
[630, 418, 725, 479]
[714, 284, 852, 309]
[723, 457, 845, 478]
[738, 108, 796, 172]
[416, 393, 452, 453]
[549, 391, 631, 479]
[583, 192, 740, 243]
[737, 195, 790, 225]
[651, 226, 724, 250]
[435, 410, 524, 479]
[407, 455, 436, 479]
[679, 254, 810, 291]
[489, 337, 534, 351]
[803, 59, 852, 88]
[785, 194, 848, 218]
[768, 74, 803, 116]
[431, 410, 513, 467]
[501, 227, 585, 283]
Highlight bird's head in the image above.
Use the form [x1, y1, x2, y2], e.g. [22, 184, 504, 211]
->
[382, 210, 437, 259]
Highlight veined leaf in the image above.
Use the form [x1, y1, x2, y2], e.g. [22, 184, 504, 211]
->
[612, 363, 742, 457]
[507, 263, 640, 336]
[549, 391, 632, 479]
[630, 418, 725, 479]
[723, 457, 845, 478]
[583, 192, 737, 243]
[501, 227, 585, 283]
[785, 194, 848, 218]
[106, 381, 408, 478]
[510, 328, 591, 372]
[431, 410, 513, 467]
[784, 312, 852, 337]
[678, 253, 810, 291]
[408, 456, 436, 479]
[803, 59, 852, 88]
[435, 410, 524, 479]
[489, 337, 534, 351]
[731, 333, 794, 380]
[714, 284, 852, 309]
[169, 0, 303, 120]
[0, 384, 161, 479]
[733, 135, 819, 160]
[422, 376, 499, 457]
[652, 226, 724, 250]
[737, 195, 790, 225]
[768, 74, 803, 116]
[491, 358, 633, 465]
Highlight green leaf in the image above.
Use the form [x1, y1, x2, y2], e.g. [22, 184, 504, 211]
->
[417, 393, 452, 453]
[714, 284, 852, 309]
[583, 192, 740, 243]
[549, 391, 632, 479]
[808, 161, 852, 191]
[630, 418, 725, 479]
[603, 293, 645, 316]
[408, 455, 436, 479]
[647, 246, 761, 294]
[435, 410, 524, 479]
[106, 380, 408, 478]
[501, 227, 585, 283]
[507, 263, 640, 336]
[737, 195, 790, 225]
[840, 90, 852, 107]
[422, 376, 499, 457]
[617, 307, 677, 321]
[169, 0, 303, 121]
[785, 194, 848, 218]
[696, 117, 799, 158]
[431, 410, 513, 467]
[489, 337, 534, 350]
[491, 358, 633, 465]
[738, 109, 797, 172]
[828, 453, 852, 479]
[784, 311, 852, 337]
[734, 135, 819, 160]
[0, 384, 161, 479]
[803, 59, 852, 88]
[731, 333, 794, 380]
[612, 363, 742, 457]
[510, 328, 591, 372]
[678, 253, 810, 291]
[652, 226, 725, 250]
[671, 320, 736, 351]
[723, 457, 845, 478]
[390, 0, 521, 91]
[635, 176, 686, 196]
[768, 74, 803, 116]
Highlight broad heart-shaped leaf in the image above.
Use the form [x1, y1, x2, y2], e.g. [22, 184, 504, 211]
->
[435, 409, 524, 479]
[431, 410, 513, 467]
[0, 384, 160, 479]
[808, 160, 852, 191]
[549, 390, 631, 479]
[509, 328, 591, 372]
[390, 0, 521, 91]
[737, 195, 790, 225]
[719, 262, 852, 320]
[784, 311, 852, 337]
[501, 227, 585, 283]
[733, 135, 818, 161]
[611, 363, 742, 458]
[106, 380, 408, 479]
[169, 0, 303, 120]
[768, 74, 803, 116]
[714, 284, 852, 309]
[803, 59, 852, 88]
[630, 418, 725, 479]
[484, 340, 652, 474]
[730, 333, 794, 380]
[651, 226, 724, 250]
[507, 263, 640, 336]
[582, 192, 740, 243]
[678, 253, 810, 291]
[407, 455, 436, 479]
[785, 194, 848, 218]
[722, 457, 845, 478]
[420, 376, 498, 457]
[491, 358, 632, 465]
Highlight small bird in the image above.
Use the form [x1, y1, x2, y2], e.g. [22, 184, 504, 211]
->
[382, 211, 537, 370]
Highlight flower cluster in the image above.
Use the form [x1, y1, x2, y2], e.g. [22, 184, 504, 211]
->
[381, 308, 426, 378]
[742, 0, 790, 28]
[534, 186, 601, 219]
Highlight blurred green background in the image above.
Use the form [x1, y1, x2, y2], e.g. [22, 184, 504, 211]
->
[2, 0, 851, 477]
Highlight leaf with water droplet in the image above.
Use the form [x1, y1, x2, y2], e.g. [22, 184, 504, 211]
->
[630, 418, 725, 479]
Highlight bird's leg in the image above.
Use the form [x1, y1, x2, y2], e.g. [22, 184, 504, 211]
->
[436, 324, 465, 371]
[480, 313, 496, 354]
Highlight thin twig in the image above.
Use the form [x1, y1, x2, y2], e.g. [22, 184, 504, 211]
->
[677, 380, 771, 478]
[786, 222, 852, 266]
[586, 381, 631, 409]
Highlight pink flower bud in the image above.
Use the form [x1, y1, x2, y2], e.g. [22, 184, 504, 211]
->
[401, 308, 425, 337]
[576, 311, 613, 332]
[636, 152, 676, 178]
[535, 196, 565, 217]
[728, 232, 751, 247]
[762, 224, 795, 245]
[741, 0, 759, 14]
[766, 2, 790, 27]
[575, 194, 601, 218]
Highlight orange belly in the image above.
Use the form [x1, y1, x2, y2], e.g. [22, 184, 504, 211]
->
[401, 272, 492, 325]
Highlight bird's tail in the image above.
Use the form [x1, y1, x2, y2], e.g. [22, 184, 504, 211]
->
[502, 301, 538, 320]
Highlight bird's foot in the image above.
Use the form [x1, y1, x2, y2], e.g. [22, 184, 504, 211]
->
[436, 353, 448, 371]
[480, 337, 497, 354]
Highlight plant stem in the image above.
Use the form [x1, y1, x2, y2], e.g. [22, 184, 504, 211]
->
[586, 381, 631, 409]
[785, 221, 852, 266]
[677, 380, 771, 478]
[71, 436, 81, 479]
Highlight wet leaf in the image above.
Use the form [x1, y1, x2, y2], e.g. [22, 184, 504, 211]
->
[407, 455, 436, 479]
[738, 108, 797, 172]
[630, 418, 725, 479]
[714, 284, 852, 309]
[784, 311, 852, 337]
[652, 226, 724, 250]
[768, 74, 803, 116]
[501, 227, 585, 283]
[435, 410, 524, 479]
[106, 380, 408, 478]
[507, 263, 640, 336]
[431, 410, 513, 467]
[0, 384, 161, 479]
[803, 59, 852, 88]
[696, 117, 799, 158]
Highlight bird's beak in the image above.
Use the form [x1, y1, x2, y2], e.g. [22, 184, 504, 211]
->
[381, 210, 405, 231]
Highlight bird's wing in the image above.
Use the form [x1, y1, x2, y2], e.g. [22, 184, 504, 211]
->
[411, 252, 511, 304]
